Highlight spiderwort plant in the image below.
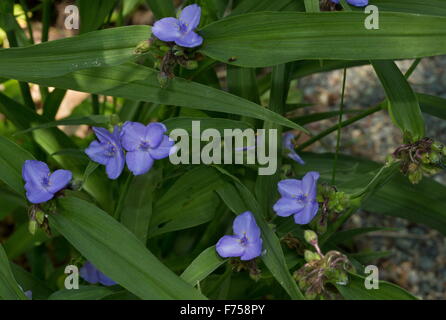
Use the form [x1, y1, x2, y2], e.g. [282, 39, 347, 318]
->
[273, 172, 320, 225]
[216, 211, 263, 261]
[80, 261, 117, 286]
[22, 160, 72, 204]
[283, 132, 305, 165]
[85, 126, 125, 180]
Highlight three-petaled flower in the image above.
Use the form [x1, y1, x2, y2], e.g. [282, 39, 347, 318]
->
[273, 172, 320, 225]
[330, 0, 368, 7]
[22, 160, 72, 204]
[120, 121, 174, 176]
[152, 4, 203, 48]
[80, 261, 116, 286]
[283, 132, 305, 165]
[85, 126, 125, 180]
[216, 211, 263, 261]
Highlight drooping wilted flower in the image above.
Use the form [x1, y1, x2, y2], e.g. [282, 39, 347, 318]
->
[216, 211, 263, 261]
[273, 172, 320, 225]
[22, 160, 72, 204]
[120, 121, 174, 176]
[330, 0, 368, 7]
[283, 132, 305, 165]
[152, 4, 203, 48]
[85, 126, 125, 180]
[80, 261, 116, 286]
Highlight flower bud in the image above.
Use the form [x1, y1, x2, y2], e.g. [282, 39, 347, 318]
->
[35, 210, 45, 225]
[157, 72, 169, 88]
[184, 60, 198, 70]
[28, 220, 37, 235]
[429, 151, 441, 164]
[304, 250, 321, 262]
[431, 142, 443, 152]
[134, 40, 151, 54]
[408, 169, 423, 184]
[160, 45, 170, 52]
[420, 153, 431, 164]
[304, 230, 318, 245]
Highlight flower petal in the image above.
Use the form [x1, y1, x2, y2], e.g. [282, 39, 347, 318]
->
[105, 150, 125, 180]
[293, 202, 319, 225]
[152, 17, 181, 42]
[85, 140, 109, 165]
[277, 179, 302, 198]
[241, 238, 263, 261]
[233, 211, 261, 240]
[47, 169, 72, 194]
[80, 261, 100, 284]
[216, 235, 245, 258]
[287, 151, 305, 165]
[22, 160, 50, 187]
[25, 185, 54, 204]
[175, 31, 203, 48]
[149, 135, 175, 160]
[302, 171, 320, 197]
[98, 272, 117, 286]
[179, 4, 201, 32]
[273, 197, 304, 217]
[126, 150, 154, 176]
[145, 122, 166, 148]
[121, 121, 146, 152]
[92, 127, 114, 144]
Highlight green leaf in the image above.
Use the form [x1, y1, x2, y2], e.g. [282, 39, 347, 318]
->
[49, 197, 206, 300]
[150, 167, 224, 237]
[231, 0, 302, 16]
[11, 264, 53, 300]
[366, 0, 446, 17]
[15, 115, 117, 135]
[304, 0, 320, 12]
[418, 93, 446, 120]
[181, 246, 226, 286]
[49, 286, 114, 300]
[372, 61, 425, 141]
[0, 135, 35, 196]
[146, 0, 175, 19]
[120, 170, 160, 243]
[77, 0, 117, 34]
[336, 273, 417, 300]
[0, 26, 151, 79]
[201, 12, 446, 67]
[0, 244, 26, 300]
[8, 63, 306, 131]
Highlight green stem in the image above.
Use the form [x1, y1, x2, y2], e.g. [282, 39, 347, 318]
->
[332, 68, 347, 185]
[19, 0, 35, 44]
[297, 103, 384, 151]
[41, 0, 51, 43]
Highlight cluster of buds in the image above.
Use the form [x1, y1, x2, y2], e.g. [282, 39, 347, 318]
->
[314, 184, 350, 233]
[393, 138, 445, 184]
[135, 38, 202, 88]
[294, 230, 354, 299]
[28, 205, 51, 236]
[229, 258, 262, 282]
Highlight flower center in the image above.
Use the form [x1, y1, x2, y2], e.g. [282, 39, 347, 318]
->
[179, 22, 189, 33]
[139, 141, 151, 151]
[105, 143, 117, 157]
[295, 193, 308, 203]
[42, 175, 50, 187]
[240, 234, 249, 246]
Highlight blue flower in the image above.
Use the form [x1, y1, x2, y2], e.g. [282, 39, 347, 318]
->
[120, 121, 174, 176]
[216, 211, 263, 261]
[85, 126, 125, 180]
[152, 4, 203, 48]
[22, 160, 72, 204]
[80, 261, 116, 286]
[283, 132, 305, 165]
[330, 0, 368, 7]
[273, 172, 320, 225]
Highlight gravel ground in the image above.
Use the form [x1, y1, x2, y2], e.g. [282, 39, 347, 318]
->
[297, 57, 446, 299]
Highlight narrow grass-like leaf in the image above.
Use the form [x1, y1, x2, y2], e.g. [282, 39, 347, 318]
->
[50, 197, 206, 300]
[0, 244, 27, 300]
[201, 12, 446, 67]
[181, 246, 226, 286]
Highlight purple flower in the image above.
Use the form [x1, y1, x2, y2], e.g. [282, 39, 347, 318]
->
[120, 121, 174, 176]
[283, 132, 305, 165]
[24, 290, 32, 300]
[22, 160, 72, 204]
[273, 172, 320, 225]
[85, 126, 125, 180]
[330, 0, 368, 7]
[152, 4, 203, 48]
[216, 211, 263, 261]
[80, 261, 116, 286]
